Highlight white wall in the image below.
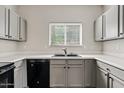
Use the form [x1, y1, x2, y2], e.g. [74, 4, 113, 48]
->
[102, 5, 124, 58]
[17, 5, 103, 54]
[103, 39, 124, 58]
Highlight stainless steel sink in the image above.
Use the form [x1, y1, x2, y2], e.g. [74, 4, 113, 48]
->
[53, 53, 80, 57]
[54, 54, 65, 57]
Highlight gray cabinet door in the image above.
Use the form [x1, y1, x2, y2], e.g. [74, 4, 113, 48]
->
[109, 74, 124, 88]
[67, 64, 84, 88]
[14, 60, 27, 88]
[19, 17, 26, 41]
[22, 60, 27, 88]
[0, 6, 6, 38]
[103, 6, 118, 40]
[14, 67, 23, 88]
[84, 60, 96, 88]
[9, 9, 19, 40]
[67, 60, 84, 88]
[95, 15, 103, 41]
[119, 5, 124, 38]
[96, 67, 108, 88]
[50, 64, 66, 88]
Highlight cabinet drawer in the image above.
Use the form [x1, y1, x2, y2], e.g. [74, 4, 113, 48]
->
[50, 60, 66, 65]
[108, 65, 124, 81]
[67, 60, 83, 65]
[96, 60, 109, 71]
[97, 60, 124, 81]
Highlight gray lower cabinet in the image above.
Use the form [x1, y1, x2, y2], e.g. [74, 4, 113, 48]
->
[96, 60, 124, 88]
[67, 64, 84, 87]
[109, 74, 124, 88]
[50, 59, 84, 88]
[84, 60, 96, 87]
[14, 65, 23, 88]
[96, 67, 108, 88]
[50, 62, 66, 87]
[14, 60, 27, 88]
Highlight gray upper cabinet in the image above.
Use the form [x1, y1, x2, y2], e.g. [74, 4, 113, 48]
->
[103, 6, 119, 40]
[95, 16, 103, 41]
[0, 6, 7, 39]
[119, 5, 124, 38]
[19, 17, 26, 41]
[0, 5, 26, 41]
[9, 9, 19, 40]
[94, 5, 124, 41]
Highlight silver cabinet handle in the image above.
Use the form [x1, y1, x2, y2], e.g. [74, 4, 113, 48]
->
[104, 73, 110, 88]
[8, 36, 12, 38]
[102, 15, 106, 39]
[109, 77, 114, 88]
[19, 37, 22, 39]
[5, 35, 8, 37]
[120, 33, 124, 35]
[106, 72, 110, 88]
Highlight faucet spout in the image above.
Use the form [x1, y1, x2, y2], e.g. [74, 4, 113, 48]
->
[62, 48, 67, 56]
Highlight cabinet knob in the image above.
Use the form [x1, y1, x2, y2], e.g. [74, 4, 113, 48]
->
[64, 67, 66, 69]
[68, 67, 70, 69]
[106, 68, 110, 72]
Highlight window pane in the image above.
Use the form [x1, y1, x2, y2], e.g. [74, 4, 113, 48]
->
[66, 25, 80, 45]
[51, 25, 65, 45]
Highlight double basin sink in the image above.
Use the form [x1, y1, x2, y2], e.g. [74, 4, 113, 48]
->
[53, 53, 80, 57]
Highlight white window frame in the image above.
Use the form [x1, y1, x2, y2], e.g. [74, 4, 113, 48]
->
[49, 23, 82, 46]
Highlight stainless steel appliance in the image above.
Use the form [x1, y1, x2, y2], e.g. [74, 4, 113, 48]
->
[0, 63, 15, 88]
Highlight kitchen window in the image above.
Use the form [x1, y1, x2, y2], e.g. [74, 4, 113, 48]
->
[49, 23, 82, 46]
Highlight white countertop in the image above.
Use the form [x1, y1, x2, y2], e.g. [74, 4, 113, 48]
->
[0, 53, 124, 70]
